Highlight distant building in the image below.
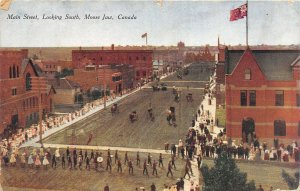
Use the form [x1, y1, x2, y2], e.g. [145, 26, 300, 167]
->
[33, 60, 73, 78]
[0, 50, 55, 133]
[225, 48, 300, 144]
[72, 45, 152, 81]
[47, 78, 81, 106]
[67, 64, 134, 94]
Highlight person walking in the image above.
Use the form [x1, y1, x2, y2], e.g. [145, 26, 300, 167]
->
[167, 161, 173, 177]
[158, 153, 163, 167]
[67, 154, 72, 169]
[106, 155, 112, 172]
[171, 154, 176, 170]
[136, 151, 140, 166]
[86, 156, 90, 170]
[147, 153, 152, 165]
[152, 160, 158, 176]
[28, 153, 34, 168]
[114, 150, 119, 164]
[124, 151, 128, 165]
[35, 154, 41, 169]
[150, 183, 156, 191]
[183, 164, 191, 179]
[128, 159, 133, 175]
[78, 154, 83, 170]
[117, 158, 122, 173]
[51, 153, 57, 169]
[43, 153, 50, 170]
[143, 160, 149, 176]
[61, 154, 65, 169]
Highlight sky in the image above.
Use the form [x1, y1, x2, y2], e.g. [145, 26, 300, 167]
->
[0, 0, 299, 47]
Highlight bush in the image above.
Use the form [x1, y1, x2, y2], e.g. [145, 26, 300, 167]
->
[201, 152, 256, 191]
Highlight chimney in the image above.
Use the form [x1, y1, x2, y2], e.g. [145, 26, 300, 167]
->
[111, 44, 114, 50]
[101, 46, 104, 50]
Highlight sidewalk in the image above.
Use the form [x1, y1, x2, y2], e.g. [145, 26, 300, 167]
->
[21, 70, 178, 149]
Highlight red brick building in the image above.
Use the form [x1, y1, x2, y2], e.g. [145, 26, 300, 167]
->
[0, 50, 55, 133]
[225, 48, 300, 144]
[67, 64, 134, 93]
[72, 45, 152, 81]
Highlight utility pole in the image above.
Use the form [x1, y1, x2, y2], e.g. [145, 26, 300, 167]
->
[104, 66, 107, 109]
[38, 80, 44, 148]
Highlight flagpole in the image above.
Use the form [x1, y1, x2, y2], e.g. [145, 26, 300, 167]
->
[146, 35, 148, 46]
[246, 0, 248, 47]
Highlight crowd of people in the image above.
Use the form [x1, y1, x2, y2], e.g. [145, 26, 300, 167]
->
[0, 88, 138, 160]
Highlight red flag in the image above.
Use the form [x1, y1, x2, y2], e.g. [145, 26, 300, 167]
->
[230, 3, 247, 21]
[230, 7, 242, 21]
[240, 3, 247, 17]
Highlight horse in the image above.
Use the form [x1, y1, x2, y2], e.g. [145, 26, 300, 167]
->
[111, 103, 119, 115]
[147, 108, 155, 121]
[129, 111, 138, 123]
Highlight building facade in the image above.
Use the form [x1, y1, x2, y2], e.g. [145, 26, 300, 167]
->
[72, 45, 152, 81]
[225, 48, 300, 144]
[0, 50, 54, 134]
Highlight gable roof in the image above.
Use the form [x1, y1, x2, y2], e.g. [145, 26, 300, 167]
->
[21, 58, 39, 76]
[225, 49, 300, 81]
[47, 78, 81, 90]
[291, 56, 300, 67]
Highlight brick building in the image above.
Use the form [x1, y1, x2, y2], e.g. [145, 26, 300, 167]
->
[0, 50, 55, 134]
[225, 48, 300, 144]
[72, 45, 152, 81]
[33, 60, 73, 78]
[67, 64, 134, 93]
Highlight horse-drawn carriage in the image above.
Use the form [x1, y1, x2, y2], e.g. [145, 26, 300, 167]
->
[111, 103, 119, 115]
[166, 107, 176, 126]
[129, 111, 138, 123]
[186, 93, 193, 102]
[147, 108, 155, 121]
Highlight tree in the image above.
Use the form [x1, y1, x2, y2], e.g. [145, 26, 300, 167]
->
[200, 152, 256, 191]
[282, 170, 299, 189]
[91, 89, 101, 100]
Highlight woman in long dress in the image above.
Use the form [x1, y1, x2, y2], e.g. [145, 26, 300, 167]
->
[28, 153, 34, 168]
[55, 148, 60, 161]
[35, 154, 41, 169]
[20, 153, 26, 168]
[43, 153, 49, 169]
[9, 153, 17, 166]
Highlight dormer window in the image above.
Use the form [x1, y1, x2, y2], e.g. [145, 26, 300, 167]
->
[244, 69, 251, 80]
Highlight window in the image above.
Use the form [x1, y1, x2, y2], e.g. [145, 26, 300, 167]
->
[17, 66, 19, 77]
[275, 90, 284, 106]
[136, 71, 140, 76]
[25, 73, 32, 91]
[12, 65, 16, 78]
[240, 90, 247, 106]
[9, 67, 12, 78]
[143, 56, 146, 61]
[11, 88, 17, 96]
[298, 122, 300, 136]
[297, 94, 300, 107]
[129, 57, 131, 61]
[244, 69, 251, 80]
[249, 90, 256, 106]
[274, 120, 286, 136]
[136, 56, 139, 60]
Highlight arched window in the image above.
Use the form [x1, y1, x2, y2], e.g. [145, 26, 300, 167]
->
[9, 66, 12, 78]
[12, 65, 16, 78]
[25, 73, 32, 91]
[244, 69, 251, 80]
[17, 66, 19, 77]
